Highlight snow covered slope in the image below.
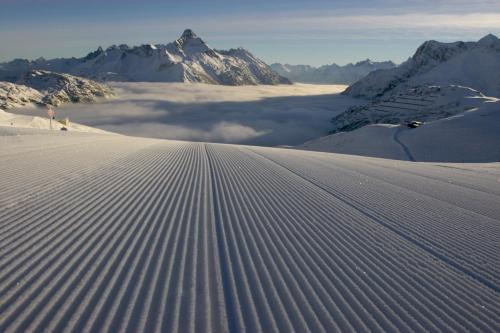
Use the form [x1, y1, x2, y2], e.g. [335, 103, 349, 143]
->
[1, 131, 499, 332]
[344, 34, 500, 99]
[330, 85, 494, 133]
[0, 109, 111, 133]
[312, 35, 500, 159]
[271, 59, 396, 84]
[1, 70, 113, 109]
[0, 30, 291, 86]
[301, 98, 500, 162]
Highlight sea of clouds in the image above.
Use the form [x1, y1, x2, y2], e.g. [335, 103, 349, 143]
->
[23, 82, 359, 146]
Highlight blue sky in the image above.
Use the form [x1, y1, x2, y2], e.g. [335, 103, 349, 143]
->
[1, 0, 499, 66]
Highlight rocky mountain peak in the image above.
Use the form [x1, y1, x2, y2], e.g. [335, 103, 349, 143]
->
[181, 29, 197, 40]
[355, 59, 373, 66]
[174, 29, 209, 53]
[0, 29, 291, 86]
[413, 40, 468, 65]
[344, 35, 500, 99]
[477, 33, 500, 49]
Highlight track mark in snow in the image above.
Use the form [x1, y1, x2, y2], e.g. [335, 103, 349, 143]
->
[393, 127, 416, 162]
[1, 134, 500, 333]
[205, 144, 239, 333]
[246, 148, 500, 295]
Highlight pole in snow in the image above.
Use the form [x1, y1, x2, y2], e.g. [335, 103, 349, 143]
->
[47, 106, 55, 130]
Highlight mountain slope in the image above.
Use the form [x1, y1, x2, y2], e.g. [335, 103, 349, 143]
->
[0, 82, 44, 109]
[0, 109, 111, 133]
[18, 70, 114, 106]
[317, 34, 500, 151]
[0, 70, 113, 109]
[0, 29, 291, 86]
[301, 97, 500, 162]
[330, 85, 494, 133]
[344, 34, 500, 99]
[271, 59, 396, 84]
[1, 130, 499, 332]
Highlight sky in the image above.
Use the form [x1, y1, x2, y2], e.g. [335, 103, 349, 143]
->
[1, 0, 500, 66]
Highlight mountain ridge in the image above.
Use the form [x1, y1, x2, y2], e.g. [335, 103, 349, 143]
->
[0, 29, 291, 86]
[305, 34, 500, 158]
[344, 34, 500, 99]
[0, 70, 113, 109]
[271, 59, 396, 84]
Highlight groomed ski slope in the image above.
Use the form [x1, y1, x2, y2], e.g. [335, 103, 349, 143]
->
[1, 130, 500, 333]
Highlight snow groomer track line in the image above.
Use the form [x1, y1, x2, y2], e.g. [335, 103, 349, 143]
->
[1, 133, 499, 333]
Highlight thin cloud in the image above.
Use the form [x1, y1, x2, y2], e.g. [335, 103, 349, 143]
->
[5, 11, 500, 33]
[1, 2, 499, 64]
[1, 9, 498, 62]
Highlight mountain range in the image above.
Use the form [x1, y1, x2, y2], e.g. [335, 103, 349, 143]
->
[302, 34, 500, 161]
[330, 34, 500, 133]
[270, 60, 396, 85]
[0, 30, 290, 86]
[344, 34, 500, 99]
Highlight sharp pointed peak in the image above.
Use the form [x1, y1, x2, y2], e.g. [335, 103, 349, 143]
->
[181, 29, 197, 40]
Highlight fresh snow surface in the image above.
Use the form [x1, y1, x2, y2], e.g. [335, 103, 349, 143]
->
[1, 130, 500, 332]
[300, 124, 410, 160]
[0, 109, 110, 134]
[301, 98, 500, 162]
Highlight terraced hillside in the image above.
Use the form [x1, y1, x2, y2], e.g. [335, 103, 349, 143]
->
[330, 85, 492, 134]
[1, 129, 500, 332]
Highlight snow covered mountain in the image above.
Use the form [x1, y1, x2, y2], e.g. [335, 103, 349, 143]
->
[344, 34, 500, 99]
[300, 96, 500, 162]
[304, 35, 500, 158]
[270, 59, 396, 84]
[0, 82, 44, 109]
[18, 70, 114, 106]
[0, 29, 291, 85]
[330, 85, 493, 133]
[322, 34, 500, 136]
[0, 70, 113, 109]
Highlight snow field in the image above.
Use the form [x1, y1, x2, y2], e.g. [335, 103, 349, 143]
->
[0, 132, 499, 332]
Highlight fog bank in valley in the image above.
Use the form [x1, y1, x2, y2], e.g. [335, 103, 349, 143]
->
[17, 82, 359, 146]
